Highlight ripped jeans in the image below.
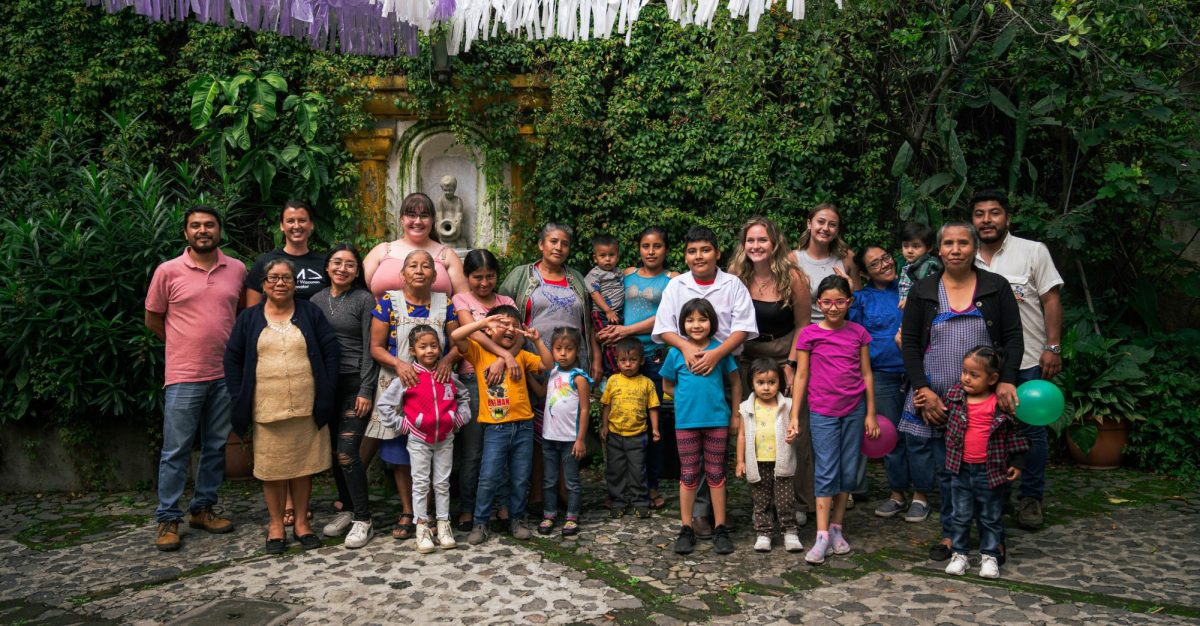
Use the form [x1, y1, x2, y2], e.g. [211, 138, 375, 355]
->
[333, 374, 371, 522]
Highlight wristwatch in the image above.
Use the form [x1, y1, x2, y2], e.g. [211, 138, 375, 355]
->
[1043, 344, 1062, 354]
[786, 359, 798, 368]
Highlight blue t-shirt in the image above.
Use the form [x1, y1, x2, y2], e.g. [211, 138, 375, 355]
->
[623, 271, 671, 349]
[848, 281, 905, 374]
[661, 339, 738, 429]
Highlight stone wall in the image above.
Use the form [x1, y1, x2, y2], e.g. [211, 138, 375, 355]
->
[0, 420, 158, 492]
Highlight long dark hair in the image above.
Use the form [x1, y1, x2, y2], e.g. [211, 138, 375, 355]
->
[324, 243, 368, 292]
[463, 249, 502, 276]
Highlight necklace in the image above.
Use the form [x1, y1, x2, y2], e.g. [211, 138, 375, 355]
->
[326, 290, 349, 316]
[753, 275, 773, 297]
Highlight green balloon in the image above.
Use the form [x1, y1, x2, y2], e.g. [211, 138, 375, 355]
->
[1016, 380, 1065, 426]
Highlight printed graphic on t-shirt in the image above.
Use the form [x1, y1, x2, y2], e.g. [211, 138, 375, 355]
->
[295, 267, 325, 293]
[487, 382, 510, 421]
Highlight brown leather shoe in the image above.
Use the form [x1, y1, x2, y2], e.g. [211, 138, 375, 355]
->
[156, 521, 181, 551]
[188, 507, 234, 534]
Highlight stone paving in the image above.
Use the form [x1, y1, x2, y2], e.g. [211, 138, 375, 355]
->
[0, 464, 1197, 625]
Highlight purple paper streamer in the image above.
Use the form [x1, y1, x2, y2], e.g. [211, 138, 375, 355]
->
[432, 0, 456, 22]
[86, 0, 421, 56]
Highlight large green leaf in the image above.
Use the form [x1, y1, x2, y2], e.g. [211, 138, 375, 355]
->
[188, 75, 220, 129]
[296, 102, 317, 143]
[261, 71, 288, 93]
[947, 128, 967, 177]
[891, 141, 913, 176]
[249, 80, 278, 127]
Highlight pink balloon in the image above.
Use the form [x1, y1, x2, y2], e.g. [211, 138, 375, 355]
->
[862, 415, 898, 459]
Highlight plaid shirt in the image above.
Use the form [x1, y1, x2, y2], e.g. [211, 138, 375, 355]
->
[944, 383, 1030, 489]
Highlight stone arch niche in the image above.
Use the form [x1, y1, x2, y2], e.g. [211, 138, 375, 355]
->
[389, 122, 509, 252]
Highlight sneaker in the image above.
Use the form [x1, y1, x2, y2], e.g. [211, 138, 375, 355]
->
[754, 535, 772, 552]
[415, 522, 436, 554]
[828, 525, 851, 555]
[436, 520, 457, 550]
[634, 506, 651, 519]
[344, 520, 373, 549]
[188, 507, 234, 534]
[674, 525, 696, 554]
[874, 498, 907, 518]
[467, 524, 489, 545]
[903, 500, 930, 523]
[538, 518, 555, 535]
[945, 553, 969, 576]
[610, 507, 626, 520]
[979, 554, 1000, 579]
[510, 521, 532, 540]
[155, 521, 181, 551]
[561, 520, 579, 537]
[805, 534, 830, 565]
[1017, 497, 1044, 530]
[323, 511, 354, 537]
[712, 525, 734, 554]
[783, 532, 803, 553]
[691, 516, 713, 540]
[795, 511, 808, 527]
[929, 541, 952, 561]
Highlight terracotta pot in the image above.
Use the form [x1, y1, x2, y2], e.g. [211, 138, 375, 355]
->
[1067, 418, 1130, 470]
[225, 432, 255, 481]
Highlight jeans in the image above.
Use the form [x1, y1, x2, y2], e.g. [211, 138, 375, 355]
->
[473, 421, 534, 524]
[541, 439, 582, 518]
[409, 434, 454, 523]
[950, 464, 1005, 558]
[874, 371, 913, 492]
[155, 380, 233, 523]
[1016, 366, 1048, 501]
[809, 400, 867, 497]
[607, 432, 649, 508]
[333, 374, 371, 521]
[899, 432, 938, 494]
[454, 371, 508, 517]
[640, 353, 664, 492]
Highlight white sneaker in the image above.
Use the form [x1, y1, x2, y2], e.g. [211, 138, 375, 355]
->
[322, 511, 354, 537]
[344, 520, 373, 549]
[783, 533, 803, 553]
[436, 520, 457, 550]
[795, 511, 808, 527]
[979, 554, 1000, 579]
[945, 553, 969, 576]
[753, 535, 772, 552]
[414, 522, 436, 554]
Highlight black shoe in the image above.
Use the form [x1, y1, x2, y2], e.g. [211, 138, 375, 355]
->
[929, 542, 952, 561]
[611, 506, 626, 519]
[712, 525, 734, 555]
[294, 531, 322, 551]
[265, 536, 287, 555]
[674, 525, 696, 554]
[454, 518, 473, 533]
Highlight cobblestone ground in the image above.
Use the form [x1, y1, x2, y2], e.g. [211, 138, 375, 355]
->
[0, 463, 1196, 625]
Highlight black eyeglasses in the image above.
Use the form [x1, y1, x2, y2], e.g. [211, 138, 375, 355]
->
[867, 256, 895, 270]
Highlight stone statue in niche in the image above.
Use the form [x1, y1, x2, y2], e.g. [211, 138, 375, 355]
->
[435, 175, 468, 248]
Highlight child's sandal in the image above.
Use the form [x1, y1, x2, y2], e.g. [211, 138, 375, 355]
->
[391, 513, 416, 540]
[537, 518, 555, 535]
[561, 520, 579, 537]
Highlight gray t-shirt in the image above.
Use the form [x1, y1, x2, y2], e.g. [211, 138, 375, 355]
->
[793, 249, 846, 323]
[310, 287, 379, 399]
[585, 266, 625, 313]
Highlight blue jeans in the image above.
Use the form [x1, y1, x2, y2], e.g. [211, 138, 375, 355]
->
[1016, 366, 1048, 501]
[155, 380, 233, 523]
[541, 440, 582, 518]
[874, 371, 913, 492]
[474, 421, 534, 524]
[810, 400, 866, 497]
[455, 372, 508, 517]
[906, 432, 952, 536]
[950, 464, 1005, 558]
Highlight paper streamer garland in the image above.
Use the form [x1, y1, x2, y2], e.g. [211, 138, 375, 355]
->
[88, 0, 837, 56]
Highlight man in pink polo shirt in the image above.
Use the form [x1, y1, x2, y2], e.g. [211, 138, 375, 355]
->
[145, 206, 246, 551]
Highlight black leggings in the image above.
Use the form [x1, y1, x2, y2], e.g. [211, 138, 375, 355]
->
[331, 374, 371, 522]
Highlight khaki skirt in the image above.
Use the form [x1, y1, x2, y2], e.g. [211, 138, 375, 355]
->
[253, 416, 331, 481]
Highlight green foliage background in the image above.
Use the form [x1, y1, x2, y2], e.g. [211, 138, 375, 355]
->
[1, 0, 1198, 482]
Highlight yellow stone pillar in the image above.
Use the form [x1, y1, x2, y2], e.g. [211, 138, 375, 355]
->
[345, 128, 396, 239]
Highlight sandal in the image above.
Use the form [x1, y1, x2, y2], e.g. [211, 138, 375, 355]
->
[391, 513, 416, 540]
[561, 520, 579, 537]
[537, 518, 555, 535]
[650, 495, 667, 510]
[283, 508, 296, 527]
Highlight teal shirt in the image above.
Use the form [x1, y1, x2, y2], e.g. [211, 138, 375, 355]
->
[661, 339, 738, 429]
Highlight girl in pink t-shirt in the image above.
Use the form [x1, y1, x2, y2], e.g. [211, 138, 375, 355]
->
[789, 275, 879, 564]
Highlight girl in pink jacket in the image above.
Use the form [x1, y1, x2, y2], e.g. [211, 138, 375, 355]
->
[377, 324, 471, 553]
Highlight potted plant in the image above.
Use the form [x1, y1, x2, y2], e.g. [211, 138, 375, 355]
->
[1051, 322, 1153, 469]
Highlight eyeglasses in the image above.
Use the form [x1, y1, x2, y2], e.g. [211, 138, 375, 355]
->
[402, 211, 434, 220]
[330, 260, 358, 270]
[265, 274, 295, 284]
[817, 298, 850, 308]
[866, 256, 894, 270]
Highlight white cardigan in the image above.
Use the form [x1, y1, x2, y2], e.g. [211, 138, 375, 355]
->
[738, 393, 797, 483]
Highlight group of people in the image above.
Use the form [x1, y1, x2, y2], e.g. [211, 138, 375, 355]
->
[146, 189, 1063, 579]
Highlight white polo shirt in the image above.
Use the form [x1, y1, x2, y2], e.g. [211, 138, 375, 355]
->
[651, 269, 758, 353]
[975, 233, 1064, 370]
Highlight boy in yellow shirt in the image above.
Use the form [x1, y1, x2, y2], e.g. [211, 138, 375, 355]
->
[451, 305, 552, 544]
[600, 338, 661, 518]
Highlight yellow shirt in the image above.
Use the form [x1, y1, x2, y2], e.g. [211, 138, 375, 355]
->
[600, 374, 660, 436]
[463, 340, 545, 424]
[753, 400, 778, 463]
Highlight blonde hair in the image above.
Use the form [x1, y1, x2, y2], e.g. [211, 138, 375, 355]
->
[728, 216, 796, 308]
[795, 202, 851, 261]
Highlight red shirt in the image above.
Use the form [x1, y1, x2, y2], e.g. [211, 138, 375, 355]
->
[963, 394, 997, 463]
